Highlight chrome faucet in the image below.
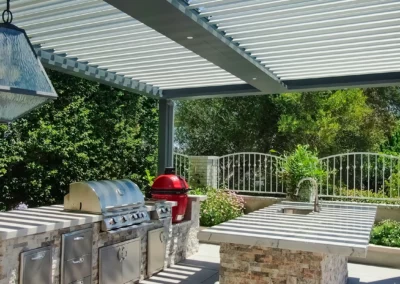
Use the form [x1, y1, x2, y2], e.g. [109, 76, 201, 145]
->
[295, 177, 321, 213]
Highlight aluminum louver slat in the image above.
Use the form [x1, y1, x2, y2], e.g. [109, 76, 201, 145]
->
[1, 0, 244, 91]
[187, 0, 400, 82]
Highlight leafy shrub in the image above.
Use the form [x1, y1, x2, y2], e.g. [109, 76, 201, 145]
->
[198, 188, 245, 227]
[189, 187, 209, 195]
[0, 70, 158, 210]
[281, 145, 327, 201]
[322, 188, 400, 205]
[371, 220, 400, 247]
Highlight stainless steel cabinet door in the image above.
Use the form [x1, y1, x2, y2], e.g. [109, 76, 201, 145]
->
[99, 244, 121, 284]
[148, 228, 166, 275]
[122, 239, 141, 283]
[63, 229, 92, 261]
[64, 254, 92, 284]
[99, 238, 141, 284]
[20, 247, 52, 284]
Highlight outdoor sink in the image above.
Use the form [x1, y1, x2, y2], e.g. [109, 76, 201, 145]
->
[279, 207, 314, 215]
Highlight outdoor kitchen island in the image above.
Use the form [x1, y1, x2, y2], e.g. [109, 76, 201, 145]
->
[0, 193, 206, 284]
[198, 201, 377, 284]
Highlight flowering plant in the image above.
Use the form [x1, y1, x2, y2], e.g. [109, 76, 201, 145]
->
[14, 202, 28, 210]
[199, 188, 245, 227]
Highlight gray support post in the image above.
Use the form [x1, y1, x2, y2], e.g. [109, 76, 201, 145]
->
[158, 99, 175, 175]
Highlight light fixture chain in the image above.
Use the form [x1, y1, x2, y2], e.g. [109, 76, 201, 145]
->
[2, 0, 13, 24]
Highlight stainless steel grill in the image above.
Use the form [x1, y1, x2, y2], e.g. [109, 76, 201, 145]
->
[64, 179, 150, 231]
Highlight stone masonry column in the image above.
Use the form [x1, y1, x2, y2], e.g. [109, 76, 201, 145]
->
[188, 156, 219, 188]
[219, 243, 348, 284]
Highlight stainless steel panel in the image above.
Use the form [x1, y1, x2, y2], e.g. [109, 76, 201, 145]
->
[99, 238, 141, 284]
[20, 247, 52, 284]
[148, 228, 166, 275]
[122, 239, 141, 283]
[99, 244, 121, 284]
[64, 254, 92, 284]
[63, 229, 93, 261]
[69, 276, 91, 284]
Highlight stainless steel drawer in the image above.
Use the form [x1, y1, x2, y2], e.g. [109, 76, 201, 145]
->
[63, 229, 93, 261]
[69, 276, 91, 284]
[99, 238, 141, 284]
[20, 247, 52, 284]
[148, 228, 166, 276]
[64, 254, 92, 284]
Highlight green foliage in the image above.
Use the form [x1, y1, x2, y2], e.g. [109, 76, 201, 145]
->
[175, 96, 280, 155]
[0, 70, 158, 210]
[175, 88, 397, 157]
[281, 145, 327, 200]
[323, 189, 400, 205]
[188, 187, 209, 195]
[199, 188, 245, 227]
[275, 89, 392, 156]
[371, 220, 400, 247]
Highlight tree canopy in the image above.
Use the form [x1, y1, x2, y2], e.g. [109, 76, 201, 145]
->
[0, 70, 158, 210]
[175, 87, 400, 157]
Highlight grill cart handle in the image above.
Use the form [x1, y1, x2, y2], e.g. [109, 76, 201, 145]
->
[106, 202, 141, 211]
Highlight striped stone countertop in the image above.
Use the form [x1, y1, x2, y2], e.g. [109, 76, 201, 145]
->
[198, 201, 377, 258]
[0, 201, 177, 241]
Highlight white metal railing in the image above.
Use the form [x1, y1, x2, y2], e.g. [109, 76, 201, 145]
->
[217, 152, 286, 194]
[174, 151, 400, 201]
[319, 152, 400, 201]
[173, 153, 190, 181]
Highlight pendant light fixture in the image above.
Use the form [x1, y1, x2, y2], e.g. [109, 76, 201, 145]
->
[0, 0, 57, 123]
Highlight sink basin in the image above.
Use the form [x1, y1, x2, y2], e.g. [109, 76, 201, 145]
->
[279, 208, 314, 215]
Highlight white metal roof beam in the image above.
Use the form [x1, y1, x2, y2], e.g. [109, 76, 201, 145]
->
[35, 49, 163, 99]
[104, 0, 287, 94]
[284, 73, 400, 91]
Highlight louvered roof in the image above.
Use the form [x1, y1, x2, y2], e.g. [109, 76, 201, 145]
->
[3, 0, 400, 99]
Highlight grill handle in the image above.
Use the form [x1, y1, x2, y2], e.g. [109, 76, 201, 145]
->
[72, 257, 85, 264]
[105, 202, 141, 211]
[31, 251, 46, 261]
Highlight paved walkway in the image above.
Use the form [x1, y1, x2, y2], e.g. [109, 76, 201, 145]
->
[141, 244, 400, 284]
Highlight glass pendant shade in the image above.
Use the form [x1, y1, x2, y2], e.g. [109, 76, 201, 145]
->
[0, 23, 57, 123]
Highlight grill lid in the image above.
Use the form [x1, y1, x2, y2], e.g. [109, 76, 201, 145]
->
[151, 173, 189, 192]
[64, 179, 144, 214]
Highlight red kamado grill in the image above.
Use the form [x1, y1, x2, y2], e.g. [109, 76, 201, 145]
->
[151, 167, 189, 223]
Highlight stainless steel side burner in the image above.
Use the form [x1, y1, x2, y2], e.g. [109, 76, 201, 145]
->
[64, 179, 150, 231]
[145, 198, 172, 220]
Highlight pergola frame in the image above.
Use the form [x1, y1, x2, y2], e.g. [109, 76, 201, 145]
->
[5, 0, 400, 174]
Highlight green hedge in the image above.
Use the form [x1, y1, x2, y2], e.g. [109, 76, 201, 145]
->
[0, 70, 158, 210]
[371, 220, 400, 248]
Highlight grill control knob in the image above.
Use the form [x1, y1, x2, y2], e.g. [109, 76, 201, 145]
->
[132, 214, 138, 219]
[141, 212, 146, 218]
[109, 218, 116, 225]
[121, 216, 127, 222]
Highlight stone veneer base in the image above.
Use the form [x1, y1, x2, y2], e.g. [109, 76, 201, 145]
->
[220, 243, 348, 284]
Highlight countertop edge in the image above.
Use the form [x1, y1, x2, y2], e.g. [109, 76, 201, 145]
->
[0, 202, 177, 241]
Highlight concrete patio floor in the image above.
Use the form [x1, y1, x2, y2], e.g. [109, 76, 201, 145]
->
[141, 244, 400, 284]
